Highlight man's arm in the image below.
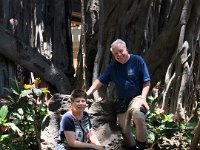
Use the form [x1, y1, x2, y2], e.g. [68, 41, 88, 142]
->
[141, 80, 151, 98]
[140, 80, 151, 110]
[86, 79, 103, 96]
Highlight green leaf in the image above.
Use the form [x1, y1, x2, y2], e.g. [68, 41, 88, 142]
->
[33, 88, 42, 97]
[7, 95, 16, 103]
[185, 121, 197, 129]
[6, 123, 18, 131]
[0, 134, 10, 142]
[0, 105, 8, 120]
[40, 104, 47, 113]
[11, 88, 20, 96]
[180, 124, 186, 130]
[159, 113, 165, 120]
[17, 108, 24, 115]
[27, 115, 34, 121]
[164, 122, 177, 128]
[148, 96, 154, 101]
[3, 87, 11, 94]
[13, 112, 23, 120]
[6, 123, 23, 136]
[164, 114, 173, 122]
[147, 96, 155, 104]
[148, 131, 155, 141]
[20, 89, 32, 98]
[10, 78, 21, 94]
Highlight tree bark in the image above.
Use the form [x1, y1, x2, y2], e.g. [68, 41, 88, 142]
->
[0, 28, 71, 94]
[190, 122, 200, 150]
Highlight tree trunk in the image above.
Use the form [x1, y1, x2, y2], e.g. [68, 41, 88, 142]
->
[190, 121, 200, 150]
[0, 0, 74, 94]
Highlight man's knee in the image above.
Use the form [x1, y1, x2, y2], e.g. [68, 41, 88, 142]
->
[132, 110, 146, 122]
[133, 117, 146, 127]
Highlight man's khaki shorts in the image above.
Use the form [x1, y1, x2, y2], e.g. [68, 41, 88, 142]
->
[117, 95, 147, 133]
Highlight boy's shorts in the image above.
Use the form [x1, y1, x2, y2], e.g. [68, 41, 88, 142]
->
[117, 95, 147, 133]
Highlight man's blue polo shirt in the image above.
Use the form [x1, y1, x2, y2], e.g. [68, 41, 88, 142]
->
[98, 54, 150, 99]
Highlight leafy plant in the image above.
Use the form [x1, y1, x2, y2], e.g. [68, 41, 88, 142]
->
[0, 105, 22, 134]
[145, 96, 198, 149]
[0, 105, 23, 150]
[1, 78, 50, 149]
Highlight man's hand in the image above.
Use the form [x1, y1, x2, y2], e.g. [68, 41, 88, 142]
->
[140, 96, 149, 110]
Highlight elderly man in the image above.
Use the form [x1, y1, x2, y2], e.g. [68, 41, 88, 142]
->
[87, 39, 151, 150]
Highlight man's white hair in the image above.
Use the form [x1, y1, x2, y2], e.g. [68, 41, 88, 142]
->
[110, 39, 126, 52]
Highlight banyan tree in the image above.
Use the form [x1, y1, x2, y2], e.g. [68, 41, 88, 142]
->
[0, 0, 200, 149]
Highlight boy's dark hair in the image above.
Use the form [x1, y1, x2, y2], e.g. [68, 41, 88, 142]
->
[70, 89, 87, 101]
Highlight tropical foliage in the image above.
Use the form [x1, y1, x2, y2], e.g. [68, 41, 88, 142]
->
[0, 79, 49, 149]
[145, 96, 199, 149]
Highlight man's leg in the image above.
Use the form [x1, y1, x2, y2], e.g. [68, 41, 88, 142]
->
[133, 118, 147, 150]
[122, 133, 137, 150]
[133, 118, 147, 142]
[129, 96, 148, 150]
[117, 112, 137, 149]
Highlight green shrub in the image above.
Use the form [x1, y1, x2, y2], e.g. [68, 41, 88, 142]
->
[145, 96, 198, 149]
[0, 78, 50, 150]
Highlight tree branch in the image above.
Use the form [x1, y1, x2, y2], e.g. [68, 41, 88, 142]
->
[0, 28, 71, 94]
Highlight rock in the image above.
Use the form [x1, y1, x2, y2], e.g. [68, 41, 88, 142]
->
[40, 94, 70, 150]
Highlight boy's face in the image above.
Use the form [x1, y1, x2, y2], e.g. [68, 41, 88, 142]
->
[71, 97, 86, 112]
